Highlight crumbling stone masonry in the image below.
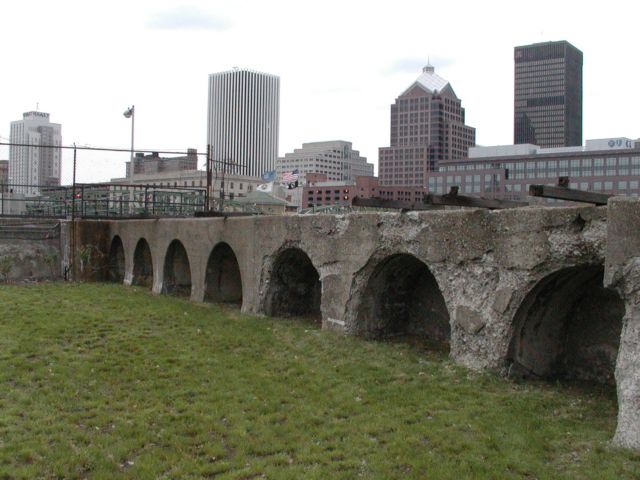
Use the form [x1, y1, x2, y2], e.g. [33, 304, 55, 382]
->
[57, 201, 639, 449]
[605, 197, 640, 449]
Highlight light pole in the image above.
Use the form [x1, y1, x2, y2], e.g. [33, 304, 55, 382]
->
[123, 106, 135, 215]
[123, 105, 135, 164]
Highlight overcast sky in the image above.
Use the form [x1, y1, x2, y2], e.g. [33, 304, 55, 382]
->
[1, 0, 638, 184]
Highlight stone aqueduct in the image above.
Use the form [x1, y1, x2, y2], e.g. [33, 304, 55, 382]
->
[75, 198, 639, 448]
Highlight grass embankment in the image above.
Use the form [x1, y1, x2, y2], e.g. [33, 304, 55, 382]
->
[0, 283, 638, 479]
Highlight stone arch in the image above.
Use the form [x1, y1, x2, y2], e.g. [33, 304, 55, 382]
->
[507, 264, 625, 385]
[162, 240, 192, 297]
[204, 242, 242, 304]
[353, 253, 450, 351]
[264, 247, 321, 321]
[132, 238, 153, 288]
[107, 235, 125, 283]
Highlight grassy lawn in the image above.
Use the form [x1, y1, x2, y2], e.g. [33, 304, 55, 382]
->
[0, 284, 639, 479]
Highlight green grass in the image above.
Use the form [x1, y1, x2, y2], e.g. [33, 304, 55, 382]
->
[0, 284, 639, 479]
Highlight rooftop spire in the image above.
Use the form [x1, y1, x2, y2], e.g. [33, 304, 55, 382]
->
[423, 58, 434, 74]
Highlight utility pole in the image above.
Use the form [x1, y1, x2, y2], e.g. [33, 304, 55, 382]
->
[206, 144, 212, 211]
[71, 144, 77, 280]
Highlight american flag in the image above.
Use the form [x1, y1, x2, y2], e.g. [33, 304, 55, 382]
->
[282, 169, 299, 182]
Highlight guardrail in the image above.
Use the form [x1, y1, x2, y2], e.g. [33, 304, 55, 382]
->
[0, 183, 207, 219]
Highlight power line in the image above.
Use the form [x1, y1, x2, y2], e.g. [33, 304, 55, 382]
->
[0, 141, 208, 156]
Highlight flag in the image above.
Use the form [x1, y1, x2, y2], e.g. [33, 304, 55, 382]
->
[123, 106, 134, 118]
[257, 182, 273, 193]
[282, 169, 299, 182]
[287, 180, 299, 190]
[261, 170, 276, 182]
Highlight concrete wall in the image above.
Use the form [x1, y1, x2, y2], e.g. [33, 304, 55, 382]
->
[105, 206, 609, 370]
[605, 197, 640, 449]
[0, 220, 62, 281]
[33, 203, 638, 449]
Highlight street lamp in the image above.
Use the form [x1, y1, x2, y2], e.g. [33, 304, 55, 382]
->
[123, 105, 135, 164]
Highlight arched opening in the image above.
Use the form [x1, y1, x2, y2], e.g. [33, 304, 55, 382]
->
[507, 265, 624, 385]
[355, 254, 450, 352]
[264, 248, 321, 321]
[204, 242, 242, 304]
[162, 240, 192, 297]
[107, 236, 125, 283]
[132, 238, 153, 288]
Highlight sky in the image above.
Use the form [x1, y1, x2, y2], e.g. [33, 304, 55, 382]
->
[1, 0, 639, 184]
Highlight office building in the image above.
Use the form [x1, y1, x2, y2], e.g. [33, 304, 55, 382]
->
[9, 111, 62, 195]
[277, 140, 373, 184]
[0, 160, 8, 193]
[125, 149, 198, 178]
[207, 68, 280, 177]
[302, 174, 379, 209]
[514, 40, 583, 148]
[378, 64, 475, 187]
[422, 137, 640, 202]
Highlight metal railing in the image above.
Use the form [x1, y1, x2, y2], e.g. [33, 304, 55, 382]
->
[0, 183, 208, 219]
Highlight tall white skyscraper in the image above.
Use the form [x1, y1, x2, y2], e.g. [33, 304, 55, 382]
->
[9, 111, 62, 195]
[207, 68, 280, 177]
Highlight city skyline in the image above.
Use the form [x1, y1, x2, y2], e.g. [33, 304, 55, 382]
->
[0, 0, 638, 185]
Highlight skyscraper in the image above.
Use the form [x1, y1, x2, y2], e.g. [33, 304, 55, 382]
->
[9, 111, 62, 195]
[514, 40, 583, 148]
[207, 68, 280, 178]
[378, 64, 475, 187]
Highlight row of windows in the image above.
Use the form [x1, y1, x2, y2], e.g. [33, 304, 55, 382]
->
[441, 156, 640, 172]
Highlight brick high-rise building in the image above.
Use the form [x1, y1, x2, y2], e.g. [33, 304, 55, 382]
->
[514, 40, 583, 148]
[379, 64, 475, 187]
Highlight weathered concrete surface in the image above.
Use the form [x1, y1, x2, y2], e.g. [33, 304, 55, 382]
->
[605, 197, 640, 449]
[0, 241, 60, 281]
[0, 220, 62, 282]
[105, 206, 609, 370]
[84, 203, 640, 448]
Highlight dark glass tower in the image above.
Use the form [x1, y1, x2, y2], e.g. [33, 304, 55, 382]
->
[514, 41, 583, 148]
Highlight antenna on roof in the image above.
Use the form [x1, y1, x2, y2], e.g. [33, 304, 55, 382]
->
[423, 57, 435, 74]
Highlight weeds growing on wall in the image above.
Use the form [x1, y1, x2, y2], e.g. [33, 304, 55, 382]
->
[0, 256, 13, 281]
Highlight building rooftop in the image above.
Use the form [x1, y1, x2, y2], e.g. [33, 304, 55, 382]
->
[234, 190, 291, 206]
[468, 137, 640, 159]
[400, 64, 451, 96]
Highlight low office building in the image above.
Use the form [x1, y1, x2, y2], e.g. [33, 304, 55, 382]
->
[111, 168, 263, 202]
[426, 137, 640, 202]
[277, 140, 373, 184]
[302, 175, 379, 208]
[125, 149, 198, 178]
